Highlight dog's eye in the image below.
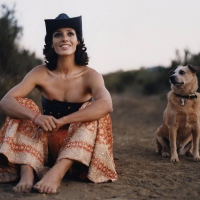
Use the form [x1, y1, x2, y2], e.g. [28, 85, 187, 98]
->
[169, 71, 175, 75]
[169, 67, 177, 75]
[179, 70, 185, 75]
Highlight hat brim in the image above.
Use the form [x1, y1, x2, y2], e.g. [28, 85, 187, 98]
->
[45, 16, 82, 43]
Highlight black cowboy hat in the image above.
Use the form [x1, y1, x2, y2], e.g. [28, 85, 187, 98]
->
[44, 13, 82, 43]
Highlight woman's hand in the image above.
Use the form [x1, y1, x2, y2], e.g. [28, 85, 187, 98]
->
[31, 114, 66, 141]
[33, 114, 59, 132]
[49, 117, 66, 132]
[32, 127, 45, 141]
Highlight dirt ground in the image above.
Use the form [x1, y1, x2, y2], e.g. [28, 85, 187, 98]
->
[1, 93, 200, 200]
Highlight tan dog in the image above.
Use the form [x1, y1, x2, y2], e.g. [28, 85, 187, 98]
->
[155, 64, 200, 162]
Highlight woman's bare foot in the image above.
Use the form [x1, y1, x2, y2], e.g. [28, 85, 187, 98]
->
[33, 158, 73, 194]
[13, 164, 34, 193]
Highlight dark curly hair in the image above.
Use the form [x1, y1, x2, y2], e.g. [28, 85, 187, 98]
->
[43, 34, 89, 70]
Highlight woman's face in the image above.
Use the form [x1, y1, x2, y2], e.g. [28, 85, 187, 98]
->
[52, 27, 79, 56]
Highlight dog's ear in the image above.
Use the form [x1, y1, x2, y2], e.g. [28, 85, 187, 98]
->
[188, 64, 200, 73]
[169, 67, 177, 75]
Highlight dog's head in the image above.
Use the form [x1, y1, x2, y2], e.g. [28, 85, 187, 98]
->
[169, 64, 200, 86]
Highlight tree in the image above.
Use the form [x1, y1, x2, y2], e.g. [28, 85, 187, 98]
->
[0, 4, 42, 125]
[0, 4, 22, 76]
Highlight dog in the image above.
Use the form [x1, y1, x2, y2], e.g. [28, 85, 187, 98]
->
[155, 64, 200, 162]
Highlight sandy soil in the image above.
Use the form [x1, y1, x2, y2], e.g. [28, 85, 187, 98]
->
[1, 93, 200, 200]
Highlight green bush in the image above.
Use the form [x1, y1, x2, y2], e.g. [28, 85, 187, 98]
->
[0, 5, 42, 126]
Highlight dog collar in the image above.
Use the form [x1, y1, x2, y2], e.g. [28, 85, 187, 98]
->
[174, 93, 197, 106]
[174, 93, 197, 99]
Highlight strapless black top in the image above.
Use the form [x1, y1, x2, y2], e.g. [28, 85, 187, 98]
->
[41, 96, 92, 119]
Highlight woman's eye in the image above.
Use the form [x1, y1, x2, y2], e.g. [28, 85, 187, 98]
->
[54, 33, 62, 37]
[68, 32, 74, 36]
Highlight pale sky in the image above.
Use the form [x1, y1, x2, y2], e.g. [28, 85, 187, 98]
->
[2, 0, 200, 74]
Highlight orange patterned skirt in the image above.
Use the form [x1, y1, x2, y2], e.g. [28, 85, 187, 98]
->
[0, 98, 118, 183]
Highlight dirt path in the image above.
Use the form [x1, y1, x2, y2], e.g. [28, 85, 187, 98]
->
[1, 94, 200, 200]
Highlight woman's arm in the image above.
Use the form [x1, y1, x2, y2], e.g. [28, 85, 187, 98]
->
[58, 69, 113, 126]
[0, 66, 58, 131]
[0, 69, 39, 120]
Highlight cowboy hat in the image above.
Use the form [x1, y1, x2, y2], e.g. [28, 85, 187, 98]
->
[44, 13, 82, 43]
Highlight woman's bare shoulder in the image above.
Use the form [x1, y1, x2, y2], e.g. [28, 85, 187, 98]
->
[32, 64, 48, 72]
[83, 66, 104, 88]
[22, 65, 49, 84]
[26, 65, 49, 77]
[84, 66, 102, 78]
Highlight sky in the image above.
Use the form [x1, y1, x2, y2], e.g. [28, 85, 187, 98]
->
[2, 0, 200, 74]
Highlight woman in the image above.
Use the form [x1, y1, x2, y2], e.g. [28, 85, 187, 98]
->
[0, 13, 117, 194]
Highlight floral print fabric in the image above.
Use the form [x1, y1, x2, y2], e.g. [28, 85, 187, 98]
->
[0, 98, 118, 183]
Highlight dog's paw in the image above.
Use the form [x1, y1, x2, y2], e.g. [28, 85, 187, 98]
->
[193, 156, 200, 162]
[162, 152, 170, 157]
[170, 156, 179, 163]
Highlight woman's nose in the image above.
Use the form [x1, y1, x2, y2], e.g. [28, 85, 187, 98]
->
[62, 34, 69, 41]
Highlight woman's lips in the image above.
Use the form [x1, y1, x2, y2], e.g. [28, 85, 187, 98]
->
[60, 44, 70, 49]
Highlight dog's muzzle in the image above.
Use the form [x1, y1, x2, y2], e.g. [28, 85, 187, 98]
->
[169, 75, 184, 85]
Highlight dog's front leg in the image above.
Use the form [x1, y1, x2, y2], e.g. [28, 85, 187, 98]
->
[169, 127, 179, 162]
[192, 126, 200, 161]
